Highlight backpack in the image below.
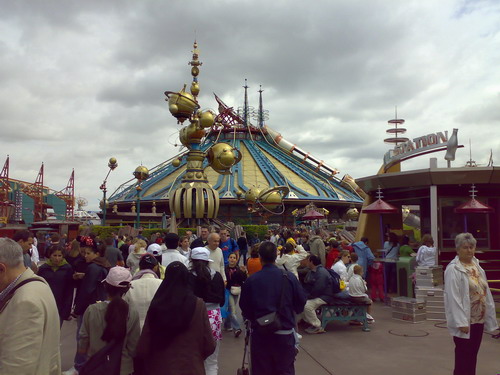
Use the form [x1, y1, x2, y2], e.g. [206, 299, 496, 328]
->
[326, 268, 342, 294]
[79, 340, 124, 375]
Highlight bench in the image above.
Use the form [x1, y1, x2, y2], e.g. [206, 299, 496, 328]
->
[319, 300, 370, 332]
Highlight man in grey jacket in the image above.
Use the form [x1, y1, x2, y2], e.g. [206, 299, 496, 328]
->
[309, 229, 326, 266]
[301, 255, 334, 334]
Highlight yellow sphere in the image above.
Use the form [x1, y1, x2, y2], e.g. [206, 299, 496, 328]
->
[346, 207, 359, 220]
[259, 188, 283, 210]
[133, 165, 149, 181]
[172, 159, 181, 167]
[166, 87, 198, 123]
[199, 110, 215, 129]
[245, 188, 261, 204]
[109, 157, 117, 165]
[191, 66, 199, 77]
[190, 82, 200, 96]
[207, 143, 239, 173]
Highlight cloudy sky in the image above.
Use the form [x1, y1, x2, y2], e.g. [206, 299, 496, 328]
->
[1, 0, 499, 210]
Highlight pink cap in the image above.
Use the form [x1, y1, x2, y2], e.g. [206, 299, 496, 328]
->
[103, 266, 132, 288]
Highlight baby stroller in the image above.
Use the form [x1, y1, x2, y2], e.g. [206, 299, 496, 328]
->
[237, 321, 251, 375]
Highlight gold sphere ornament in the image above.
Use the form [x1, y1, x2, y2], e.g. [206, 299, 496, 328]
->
[165, 85, 199, 124]
[108, 157, 118, 170]
[244, 187, 261, 204]
[172, 158, 181, 167]
[133, 165, 150, 181]
[206, 142, 242, 174]
[191, 66, 199, 77]
[199, 110, 215, 129]
[190, 82, 200, 96]
[258, 188, 283, 211]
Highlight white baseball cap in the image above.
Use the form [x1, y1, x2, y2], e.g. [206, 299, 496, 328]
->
[190, 247, 213, 262]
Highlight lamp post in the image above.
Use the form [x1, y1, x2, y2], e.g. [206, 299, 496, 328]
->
[133, 165, 150, 229]
[100, 157, 118, 226]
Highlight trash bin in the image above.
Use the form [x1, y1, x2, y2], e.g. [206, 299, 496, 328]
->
[397, 256, 416, 297]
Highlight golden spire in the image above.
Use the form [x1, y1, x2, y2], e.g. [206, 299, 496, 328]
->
[189, 40, 202, 99]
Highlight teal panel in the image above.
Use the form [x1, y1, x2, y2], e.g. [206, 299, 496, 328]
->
[46, 194, 67, 220]
[21, 193, 35, 225]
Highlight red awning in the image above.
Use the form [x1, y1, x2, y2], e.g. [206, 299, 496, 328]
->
[362, 199, 399, 214]
[302, 209, 325, 220]
[454, 198, 494, 214]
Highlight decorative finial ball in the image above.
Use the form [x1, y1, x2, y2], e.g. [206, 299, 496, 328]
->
[133, 165, 150, 181]
[191, 66, 199, 77]
[172, 159, 181, 167]
[235, 189, 243, 200]
[108, 157, 118, 169]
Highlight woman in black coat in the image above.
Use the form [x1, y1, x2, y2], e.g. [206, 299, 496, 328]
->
[38, 245, 74, 325]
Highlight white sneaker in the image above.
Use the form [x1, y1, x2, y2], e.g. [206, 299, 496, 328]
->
[62, 367, 78, 375]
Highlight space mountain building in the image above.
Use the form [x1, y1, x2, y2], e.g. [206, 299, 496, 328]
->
[106, 43, 364, 227]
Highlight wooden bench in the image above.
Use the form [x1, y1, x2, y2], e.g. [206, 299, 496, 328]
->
[319, 300, 370, 332]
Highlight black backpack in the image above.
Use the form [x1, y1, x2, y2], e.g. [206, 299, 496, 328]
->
[79, 340, 123, 375]
[326, 268, 342, 294]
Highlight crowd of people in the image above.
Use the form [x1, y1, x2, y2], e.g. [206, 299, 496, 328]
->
[0, 226, 497, 375]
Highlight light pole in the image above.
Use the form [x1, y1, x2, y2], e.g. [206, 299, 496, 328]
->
[133, 165, 149, 229]
[100, 157, 118, 226]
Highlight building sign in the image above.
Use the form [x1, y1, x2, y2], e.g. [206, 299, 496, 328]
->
[383, 130, 458, 171]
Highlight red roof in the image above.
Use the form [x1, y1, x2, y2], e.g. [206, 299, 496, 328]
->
[454, 199, 494, 214]
[362, 199, 399, 214]
[302, 209, 325, 220]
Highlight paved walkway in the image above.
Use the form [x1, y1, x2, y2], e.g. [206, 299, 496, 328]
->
[60, 302, 499, 375]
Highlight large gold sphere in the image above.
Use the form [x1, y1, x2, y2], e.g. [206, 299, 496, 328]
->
[199, 110, 215, 129]
[165, 87, 199, 123]
[258, 188, 283, 211]
[244, 187, 261, 204]
[190, 82, 200, 96]
[206, 142, 242, 174]
[133, 165, 150, 181]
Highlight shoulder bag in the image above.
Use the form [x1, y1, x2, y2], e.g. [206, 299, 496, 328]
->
[255, 270, 287, 333]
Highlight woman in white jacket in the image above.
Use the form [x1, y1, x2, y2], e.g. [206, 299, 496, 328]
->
[276, 242, 308, 278]
[444, 233, 498, 375]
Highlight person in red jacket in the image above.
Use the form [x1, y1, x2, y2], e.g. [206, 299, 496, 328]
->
[326, 240, 340, 269]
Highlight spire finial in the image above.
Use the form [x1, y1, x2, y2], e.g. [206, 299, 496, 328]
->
[258, 85, 264, 128]
[243, 79, 249, 127]
[189, 40, 202, 98]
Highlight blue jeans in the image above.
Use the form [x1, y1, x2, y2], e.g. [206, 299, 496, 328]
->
[224, 293, 241, 330]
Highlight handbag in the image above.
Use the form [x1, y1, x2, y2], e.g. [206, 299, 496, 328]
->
[230, 286, 241, 296]
[80, 340, 124, 375]
[255, 270, 287, 333]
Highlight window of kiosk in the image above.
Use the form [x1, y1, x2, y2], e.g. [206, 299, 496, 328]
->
[440, 198, 489, 249]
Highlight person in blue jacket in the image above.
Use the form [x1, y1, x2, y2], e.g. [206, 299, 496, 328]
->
[38, 245, 74, 326]
[352, 237, 375, 279]
[240, 241, 306, 375]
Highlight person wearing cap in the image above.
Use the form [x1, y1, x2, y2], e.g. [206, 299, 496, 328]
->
[77, 267, 140, 375]
[161, 233, 189, 269]
[124, 254, 162, 330]
[146, 243, 166, 280]
[188, 247, 225, 375]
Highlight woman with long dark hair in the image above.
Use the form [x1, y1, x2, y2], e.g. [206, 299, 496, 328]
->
[78, 266, 140, 375]
[188, 248, 225, 375]
[136, 261, 215, 374]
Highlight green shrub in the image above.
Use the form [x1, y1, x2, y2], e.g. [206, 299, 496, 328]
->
[241, 225, 268, 241]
